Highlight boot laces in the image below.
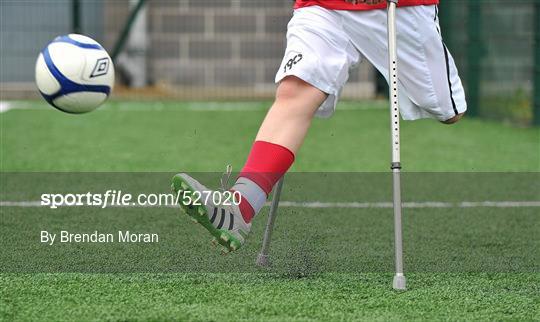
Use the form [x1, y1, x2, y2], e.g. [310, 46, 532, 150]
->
[220, 165, 233, 192]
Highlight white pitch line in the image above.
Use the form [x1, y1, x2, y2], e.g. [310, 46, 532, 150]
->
[1, 201, 42, 207]
[1, 200, 539, 209]
[278, 201, 540, 208]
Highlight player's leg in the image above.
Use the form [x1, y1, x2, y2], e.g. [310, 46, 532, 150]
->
[173, 75, 327, 252]
[256, 76, 327, 153]
[173, 6, 355, 252]
[342, 5, 467, 123]
[172, 78, 326, 252]
[224, 5, 355, 240]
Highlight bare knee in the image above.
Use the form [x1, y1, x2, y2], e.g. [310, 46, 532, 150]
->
[441, 113, 465, 125]
[275, 76, 327, 105]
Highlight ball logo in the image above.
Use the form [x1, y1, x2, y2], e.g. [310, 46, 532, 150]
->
[90, 57, 110, 78]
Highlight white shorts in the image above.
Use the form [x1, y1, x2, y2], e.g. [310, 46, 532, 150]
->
[275, 5, 467, 121]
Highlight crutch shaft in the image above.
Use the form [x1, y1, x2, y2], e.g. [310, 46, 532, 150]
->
[387, 0, 406, 290]
[256, 177, 285, 266]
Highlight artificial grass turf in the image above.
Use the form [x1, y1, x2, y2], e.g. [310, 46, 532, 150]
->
[1, 100, 539, 172]
[1, 100, 539, 321]
[2, 273, 539, 321]
[2, 184, 539, 320]
[2, 199, 539, 273]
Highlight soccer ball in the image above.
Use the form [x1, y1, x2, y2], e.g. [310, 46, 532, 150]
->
[35, 34, 114, 114]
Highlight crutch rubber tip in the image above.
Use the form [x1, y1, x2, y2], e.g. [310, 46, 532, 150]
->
[256, 254, 270, 267]
[393, 274, 407, 290]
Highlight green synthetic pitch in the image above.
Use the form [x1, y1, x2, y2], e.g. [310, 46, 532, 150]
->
[1, 100, 539, 321]
[1, 100, 538, 172]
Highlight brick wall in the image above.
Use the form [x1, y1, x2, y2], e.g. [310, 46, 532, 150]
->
[147, 0, 374, 98]
[104, 2, 130, 49]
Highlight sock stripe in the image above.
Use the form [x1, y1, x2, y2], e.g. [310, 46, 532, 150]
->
[232, 177, 267, 214]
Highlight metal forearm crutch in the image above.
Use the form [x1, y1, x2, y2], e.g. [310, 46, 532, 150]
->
[256, 177, 284, 267]
[255, 2, 406, 289]
[388, 0, 406, 290]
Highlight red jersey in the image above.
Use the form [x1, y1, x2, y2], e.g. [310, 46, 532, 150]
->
[294, 0, 439, 10]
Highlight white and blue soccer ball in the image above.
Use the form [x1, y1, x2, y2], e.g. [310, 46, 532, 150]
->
[35, 34, 114, 114]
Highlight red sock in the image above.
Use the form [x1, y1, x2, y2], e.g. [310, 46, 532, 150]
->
[233, 141, 295, 223]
